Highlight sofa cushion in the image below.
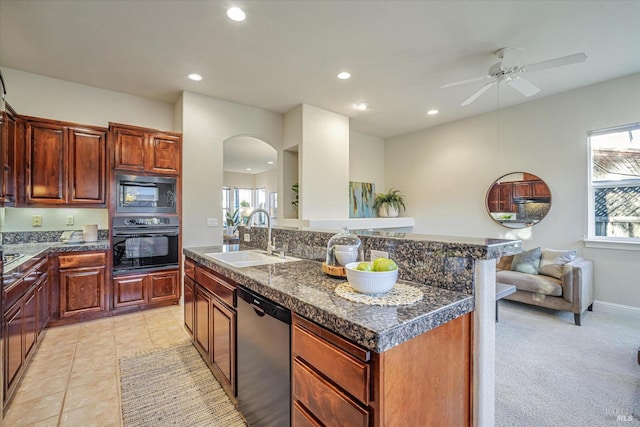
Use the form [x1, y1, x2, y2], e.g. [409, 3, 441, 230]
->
[511, 247, 541, 274]
[497, 270, 563, 296]
[538, 248, 577, 279]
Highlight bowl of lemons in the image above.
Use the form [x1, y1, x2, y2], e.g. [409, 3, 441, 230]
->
[344, 258, 398, 294]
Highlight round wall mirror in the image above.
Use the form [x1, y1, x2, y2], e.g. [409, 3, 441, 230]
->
[486, 172, 552, 228]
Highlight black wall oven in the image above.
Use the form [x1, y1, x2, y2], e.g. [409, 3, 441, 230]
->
[112, 216, 179, 274]
[116, 174, 177, 214]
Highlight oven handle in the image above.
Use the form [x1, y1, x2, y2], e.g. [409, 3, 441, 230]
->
[113, 228, 179, 237]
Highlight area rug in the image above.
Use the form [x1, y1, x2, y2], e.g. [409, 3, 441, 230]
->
[119, 343, 247, 427]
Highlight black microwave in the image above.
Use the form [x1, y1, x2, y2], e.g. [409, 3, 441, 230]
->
[116, 174, 177, 214]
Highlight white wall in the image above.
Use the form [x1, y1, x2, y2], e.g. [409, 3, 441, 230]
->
[179, 91, 283, 248]
[385, 72, 640, 309]
[300, 104, 350, 220]
[2, 67, 173, 130]
[349, 131, 385, 194]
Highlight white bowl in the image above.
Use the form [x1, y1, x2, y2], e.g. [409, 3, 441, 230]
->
[344, 262, 398, 294]
[334, 244, 358, 252]
[335, 251, 358, 266]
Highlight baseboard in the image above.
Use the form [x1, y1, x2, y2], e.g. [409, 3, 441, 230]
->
[592, 300, 640, 320]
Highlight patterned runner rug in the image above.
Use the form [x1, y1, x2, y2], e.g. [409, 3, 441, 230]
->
[119, 343, 247, 427]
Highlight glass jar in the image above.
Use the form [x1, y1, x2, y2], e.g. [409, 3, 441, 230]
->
[326, 228, 363, 267]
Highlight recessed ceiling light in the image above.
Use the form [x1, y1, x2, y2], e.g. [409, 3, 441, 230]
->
[427, 109, 439, 115]
[267, 161, 274, 165]
[188, 73, 202, 81]
[354, 102, 369, 111]
[227, 7, 246, 22]
[337, 72, 351, 80]
[246, 168, 252, 171]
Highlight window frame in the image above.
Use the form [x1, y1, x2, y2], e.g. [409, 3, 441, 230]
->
[585, 122, 640, 251]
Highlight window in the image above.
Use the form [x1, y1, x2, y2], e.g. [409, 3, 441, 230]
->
[222, 186, 231, 220]
[235, 188, 256, 225]
[588, 123, 640, 241]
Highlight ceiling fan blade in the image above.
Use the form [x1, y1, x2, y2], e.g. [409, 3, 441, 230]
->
[441, 75, 490, 88]
[461, 80, 497, 106]
[522, 52, 587, 73]
[499, 47, 524, 69]
[507, 76, 540, 97]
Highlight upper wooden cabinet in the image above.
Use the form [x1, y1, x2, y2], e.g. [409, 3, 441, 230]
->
[111, 123, 181, 175]
[1, 103, 18, 205]
[23, 117, 107, 207]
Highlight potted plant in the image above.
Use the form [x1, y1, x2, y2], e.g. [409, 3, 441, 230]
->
[291, 182, 299, 208]
[225, 208, 241, 235]
[374, 188, 406, 217]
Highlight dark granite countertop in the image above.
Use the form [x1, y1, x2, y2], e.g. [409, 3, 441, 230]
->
[3, 241, 110, 287]
[184, 245, 474, 353]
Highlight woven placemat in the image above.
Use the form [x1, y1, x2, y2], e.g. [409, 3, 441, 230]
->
[335, 282, 424, 306]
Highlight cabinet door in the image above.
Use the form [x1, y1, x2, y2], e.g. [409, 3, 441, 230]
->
[532, 180, 551, 198]
[4, 302, 24, 396]
[2, 105, 18, 203]
[23, 287, 38, 359]
[183, 276, 195, 336]
[211, 297, 236, 394]
[148, 269, 179, 303]
[59, 267, 106, 317]
[25, 121, 67, 204]
[498, 183, 515, 212]
[113, 126, 146, 172]
[194, 287, 211, 356]
[148, 133, 180, 175]
[113, 274, 146, 308]
[512, 181, 532, 198]
[36, 276, 49, 335]
[68, 127, 107, 205]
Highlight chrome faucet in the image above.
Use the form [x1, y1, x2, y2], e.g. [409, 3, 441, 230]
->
[247, 208, 275, 255]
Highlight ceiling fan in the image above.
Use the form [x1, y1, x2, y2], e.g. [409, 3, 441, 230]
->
[442, 48, 587, 106]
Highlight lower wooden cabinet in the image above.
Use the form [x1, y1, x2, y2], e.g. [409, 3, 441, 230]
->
[292, 312, 472, 427]
[185, 258, 237, 397]
[113, 269, 180, 309]
[59, 252, 107, 318]
[3, 258, 49, 407]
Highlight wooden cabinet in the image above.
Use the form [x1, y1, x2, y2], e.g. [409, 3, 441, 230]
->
[532, 180, 551, 198]
[113, 269, 180, 309]
[3, 257, 49, 407]
[58, 252, 107, 318]
[292, 312, 472, 426]
[1, 103, 18, 204]
[111, 123, 181, 175]
[488, 182, 514, 212]
[23, 117, 107, 207]
[186, 259, 237, 396]
[513, 179, 551, 199]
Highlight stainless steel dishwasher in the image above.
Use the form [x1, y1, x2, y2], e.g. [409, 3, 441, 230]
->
[237, 286, 291, 427]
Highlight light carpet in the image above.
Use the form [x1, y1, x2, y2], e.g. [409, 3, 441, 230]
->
[496, 300, 640, 426]
[119, 343, 247, 427]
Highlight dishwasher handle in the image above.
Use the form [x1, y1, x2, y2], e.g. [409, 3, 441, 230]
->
[237, 286, 291, 325]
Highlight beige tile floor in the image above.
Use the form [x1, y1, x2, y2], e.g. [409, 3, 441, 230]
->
[3, 305, 190, 427]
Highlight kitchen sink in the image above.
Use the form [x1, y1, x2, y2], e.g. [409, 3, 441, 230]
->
[204, 250, 301, 268]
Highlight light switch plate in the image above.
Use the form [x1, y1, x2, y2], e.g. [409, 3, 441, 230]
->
[243, 233, 251, 242]
[206, 218, 218, 227]
[66, 215, 74, 226]
[32, 215, 43, 227]
[370, 250, 389, 261]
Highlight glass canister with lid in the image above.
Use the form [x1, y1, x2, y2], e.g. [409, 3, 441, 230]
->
[322, 228, 363, 276]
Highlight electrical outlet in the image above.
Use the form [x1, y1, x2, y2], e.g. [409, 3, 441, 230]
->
[206, 218, 218, 227]
[370, 250, 389, 261]
[32, 215, 43, 227]
[66, 215, 74, 226]
[244, 233, 251, 242]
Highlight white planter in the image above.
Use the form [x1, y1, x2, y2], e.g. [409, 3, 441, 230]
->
[378, 204, 399, 217]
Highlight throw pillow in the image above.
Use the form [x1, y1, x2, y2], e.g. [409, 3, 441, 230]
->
[538, 248, 577, 279]
[511, 247, 541, 275]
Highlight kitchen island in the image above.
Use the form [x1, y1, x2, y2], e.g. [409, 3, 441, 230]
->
[184, 229, 520, 426]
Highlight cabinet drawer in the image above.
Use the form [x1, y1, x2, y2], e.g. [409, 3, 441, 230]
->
[59, 252, 106, 269]
[293, 323, 370, 403]
[195, 267, 235, 307]
[184, 258, 196, 280]
[293, 401, 322, 427]
[4, 278, 26, 311]
[293, 360, 369, 427]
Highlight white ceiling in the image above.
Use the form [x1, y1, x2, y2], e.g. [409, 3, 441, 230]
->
[1, 0, 639, 140]
[224, 135, 277, 174]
